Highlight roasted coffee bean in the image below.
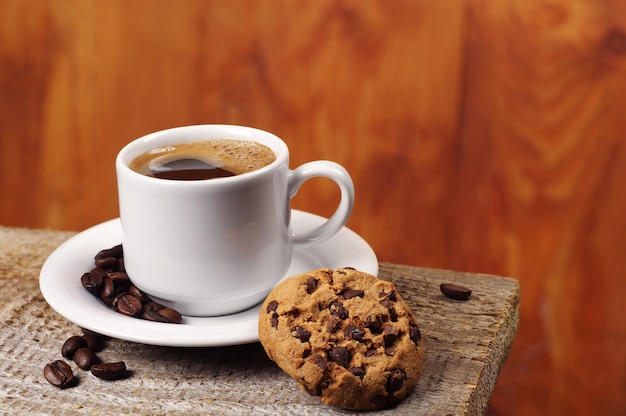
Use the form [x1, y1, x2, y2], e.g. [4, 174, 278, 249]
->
[108, 271, 130, 285]
[305, 277, 318, 294]
[129, 285, 149, 303]
[157, 308, 183, 324]
[112, 293, 143, 317]
[99, 276, 115, 305]
[343, 324, 365, 341]
[82, 332, 106, 352]
[142, 309, 170, 322]
[80, 269, 105, 295]
[73, 347, 99, 370]
[96, 256, 119, 270]
[328, 346, 350, 368]
[342, 289, 364, 299]
[440, 282, 472, 301]
[61, 335, 88, 359]
[44, 360, 75, 388]
[95, 244, 123, 261]
[291, 325, 311, 343]
[116, 257, 125, 272]
[91, 361, 127, 380]
[144, 300, 166, 312]
[82, 244, 182, 324]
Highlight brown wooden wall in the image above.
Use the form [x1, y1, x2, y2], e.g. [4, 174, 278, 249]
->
[2, 1, 626, 414]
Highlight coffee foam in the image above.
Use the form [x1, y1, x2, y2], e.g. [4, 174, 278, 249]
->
[130, 139, 276, 177]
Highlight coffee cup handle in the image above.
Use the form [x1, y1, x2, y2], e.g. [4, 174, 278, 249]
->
[288, 161, 355, 248]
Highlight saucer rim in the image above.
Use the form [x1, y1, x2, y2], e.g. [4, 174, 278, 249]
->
[39, 210, 378, 347]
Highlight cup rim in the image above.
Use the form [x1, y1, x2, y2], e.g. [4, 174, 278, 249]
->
[116, 124, 288, 185]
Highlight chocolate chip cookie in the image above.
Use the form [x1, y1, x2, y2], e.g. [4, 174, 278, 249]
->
[258, 268, 423, 410]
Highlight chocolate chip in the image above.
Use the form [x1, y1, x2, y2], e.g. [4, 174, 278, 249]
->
[266, 300, 279, 328]
[365, 314, 384, 334]
[383, 324, 399, 346]
[61, 335, 88, 359]
[305, 277, 318, 294]
[387, 368, 406, 393]
[371, 396, 387, 410]
[348, 367, 366, 378]
[440, 282, 472, 300]
[328, 346, 350, 367]
[44, 360, 75, 388]
[266, 300, 278, 313]
[309, 353, 327, 370]
[326, 314, 341, 333]
[410, 326, 422, 344]
[343, 324, 365, 341]
[385, 345, 397, 356]
[365, 347, 377, 357]
[388, 307, 398, 322]
[291, 326, 311, 343]
[342, 289, 364, 299]
[379, 290, 397, 301]
[329, 301, 348, 319]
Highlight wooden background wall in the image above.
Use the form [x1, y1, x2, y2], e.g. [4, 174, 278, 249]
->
[2, 1, 625, 414]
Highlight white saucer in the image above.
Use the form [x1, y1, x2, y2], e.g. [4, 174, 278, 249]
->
[39, 210, 378, 347]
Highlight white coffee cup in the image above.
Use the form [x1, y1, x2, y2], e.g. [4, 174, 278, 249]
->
[115, 125, 354, 316]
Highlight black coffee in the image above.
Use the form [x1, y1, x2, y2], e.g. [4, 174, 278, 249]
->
[130, 139, 276, 181]
[149, 158, 235, 180]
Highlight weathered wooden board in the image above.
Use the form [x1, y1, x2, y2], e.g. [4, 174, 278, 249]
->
[0, 226, 518, 415]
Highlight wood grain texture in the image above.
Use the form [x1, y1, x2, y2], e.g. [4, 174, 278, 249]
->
[0, 0, 625, 414]
[0, 226, 519, 416]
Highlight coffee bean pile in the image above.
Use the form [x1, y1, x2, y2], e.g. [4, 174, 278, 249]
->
[44, 329, 127, 388]
[80, 244, 183, 324]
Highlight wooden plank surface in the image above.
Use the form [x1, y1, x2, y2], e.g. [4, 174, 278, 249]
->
[0, 226, 518, 416]
[1, 1, 625, 414]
